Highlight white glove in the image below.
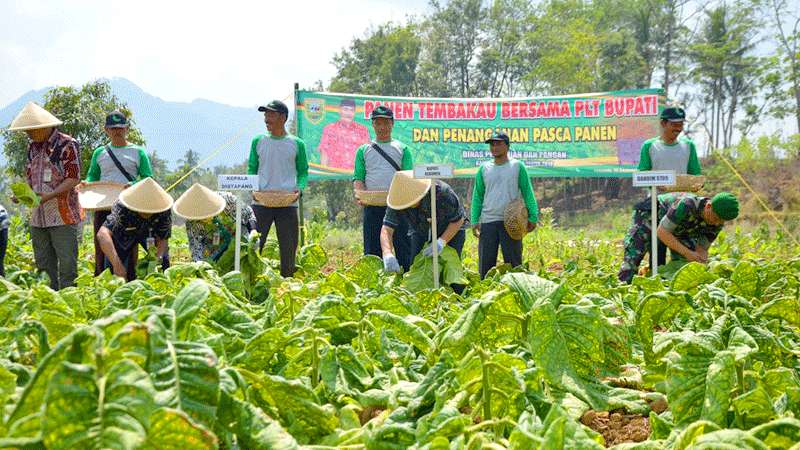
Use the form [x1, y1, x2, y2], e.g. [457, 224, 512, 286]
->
[423, 238, 446, 257]
[383, 254, 401, 273]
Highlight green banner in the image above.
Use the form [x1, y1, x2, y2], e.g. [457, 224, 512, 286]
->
[296, 89, 665, 179]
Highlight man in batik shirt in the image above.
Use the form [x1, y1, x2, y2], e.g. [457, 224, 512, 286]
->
[618, 192, 739, 283]
[8, 102, 83, 290]
[174, 184, 256, 264]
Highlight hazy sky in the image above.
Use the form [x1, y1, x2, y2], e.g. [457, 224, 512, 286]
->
[0, 0, 431, 108]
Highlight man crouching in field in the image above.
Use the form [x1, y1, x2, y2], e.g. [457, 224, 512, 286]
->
[618, 192, 739, 283]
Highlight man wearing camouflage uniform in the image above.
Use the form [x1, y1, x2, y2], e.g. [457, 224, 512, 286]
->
[618, 192, 739, 283]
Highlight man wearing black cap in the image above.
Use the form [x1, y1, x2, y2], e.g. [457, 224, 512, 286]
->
[638, 107, 701, 175]
[318, 98, 370, 170]
[471, 131, 539, 279]
[84, 110, 154, 276]
[352, 105, 414, 271]
[248, 100, 309, 277]
[637, 106, 702, 267]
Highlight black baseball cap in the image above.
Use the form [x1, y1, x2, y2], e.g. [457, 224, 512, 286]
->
[105, 111, 128, 128]
[258, 100, 289, 115]
[370, 105, 393, 119]
[485, 130, 510, 145]
[660, 106, 686, 122]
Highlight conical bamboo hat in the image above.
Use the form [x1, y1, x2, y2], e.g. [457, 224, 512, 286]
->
[386, 170, 432, 210]
[119, 177, 173, 214]
[8, 102, 63, 131]
[173, 183, 226, 220]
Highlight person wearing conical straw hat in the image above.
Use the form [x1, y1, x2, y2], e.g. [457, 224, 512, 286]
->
[618, 191, 739, 284]
[471, 131, 539, 279]
[7, 101, 83, 290]
[96, 177, 173, 281]
[380, 171, 468, 284]
[174, 183, 256, 266]
[248, 100, 309, 278]
[82, 110, 154, 276]
[353, 105, 415, 272]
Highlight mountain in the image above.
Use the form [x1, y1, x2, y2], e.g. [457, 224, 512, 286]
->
[0, 77, 268, 168]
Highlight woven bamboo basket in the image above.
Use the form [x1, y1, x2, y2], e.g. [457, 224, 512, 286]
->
[503, 198, 529, 241]
[661, 175, 705, 193]
[77, 181, 127, 211]
[355, 190, 389, 206]
[252, 190, 299, 208]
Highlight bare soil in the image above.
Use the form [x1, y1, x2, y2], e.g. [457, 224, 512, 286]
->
[581, 410, 651, 447]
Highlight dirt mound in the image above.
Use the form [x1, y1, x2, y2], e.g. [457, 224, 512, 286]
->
[581, 410, 651, 447]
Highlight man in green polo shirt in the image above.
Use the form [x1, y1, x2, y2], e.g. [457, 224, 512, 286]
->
[637, 106, 701, 267]
[248, 99, 309, 278]
[471, 131, 539, 279]
[84, 110, 153, 276]
[353, 105, 414, 271]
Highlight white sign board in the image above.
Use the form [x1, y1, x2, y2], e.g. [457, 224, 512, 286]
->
[218, 175, 258, 191]
[414, 164, 454, 179]
[632, 170, 676, 187]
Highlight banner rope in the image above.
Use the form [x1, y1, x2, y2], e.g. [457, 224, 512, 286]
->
[165, 91, 294, 193]
[712, 149, 800, 246]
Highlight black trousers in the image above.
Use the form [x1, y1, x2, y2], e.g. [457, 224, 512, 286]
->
[363, 205, 412, 272]
[252, 205, 298, 278]
[478, 221, 523, 279]
[94, 210, 138, 278]
[0, 228, 7, 277]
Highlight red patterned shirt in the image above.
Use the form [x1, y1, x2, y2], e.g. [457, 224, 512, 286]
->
[25, 129, 84, 227]
[317, 120, 370, 170]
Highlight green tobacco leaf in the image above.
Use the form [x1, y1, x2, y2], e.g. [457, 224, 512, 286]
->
[700, 351, 736, 427]
[689, 429, 769, 449]
[671, 262, 717, 292]
[217, 391, 298, 450]
[730, 260, 760, 298]
[756, 297, 800, 327]
[246, 373, 337, 442]
[502, 272, 564, 310]
[140, 407, 218, 450]
[298, 244, 327, 272]
[665, 319, 732, 427]
[668, 420, 721, 450]
[733, 387, 776, 429]
[540, 406, 604, 449]
[345, 255, 384, 289]
[0, 364, 16, 408]
[10, 182, 40, 208]
[726, 327, 758, 362]
[403, 247, 465, 292]
[170, 280, 210, 340]
[527, 297, 607, 409]
[146, 317, 220, 429]
[749, 418, 800, 450]
[367, 310, 433, 354]
[42, 359, 156, 450]
[4, 327, 102, 441]
[435, 296, 493, 356]
[636, 292, 691, 365]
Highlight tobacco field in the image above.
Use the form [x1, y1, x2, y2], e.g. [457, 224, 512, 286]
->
[0, 217, 799, 449]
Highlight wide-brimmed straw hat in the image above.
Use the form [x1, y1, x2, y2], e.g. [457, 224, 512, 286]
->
[503, 198, 529, 241]
[173, 183, 226, 220]
[386, 170, 432, 210]
[119, 177, 173, 214]
[78, 181, 127, 211]
[8, 102, 63, 131]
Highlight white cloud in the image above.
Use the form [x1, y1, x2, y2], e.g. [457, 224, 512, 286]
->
[0, 0, 429, 107]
